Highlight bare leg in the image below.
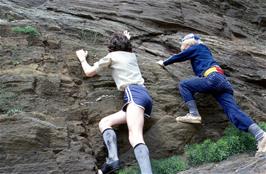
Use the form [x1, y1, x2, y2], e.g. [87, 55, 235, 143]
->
[98, 111, 126, 174]
[99, 110, 126, 133]
[126, 103, 152, 174]
[126, 103, 145, 147]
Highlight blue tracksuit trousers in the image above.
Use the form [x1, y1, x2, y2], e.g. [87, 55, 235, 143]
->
[178, 72, 254, 132]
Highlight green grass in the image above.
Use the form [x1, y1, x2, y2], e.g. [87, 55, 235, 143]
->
[118, 166, 139, 174]
[186, 123, 266, 166]
[118, 122, 266, 173]
[152, 156, 188, 174]
[118, 156, 188, 174]
[11, 26, 40, 37]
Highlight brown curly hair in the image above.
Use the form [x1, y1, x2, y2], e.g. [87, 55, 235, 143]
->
[108, 33, 132, 52]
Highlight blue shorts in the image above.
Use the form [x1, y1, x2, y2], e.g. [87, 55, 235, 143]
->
[122, 84, 153, 118]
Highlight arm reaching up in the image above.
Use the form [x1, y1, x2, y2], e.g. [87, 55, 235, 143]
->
[76, 49, 97, 77]
[156, 60, 165, 67]
[123, 30, 131, 40]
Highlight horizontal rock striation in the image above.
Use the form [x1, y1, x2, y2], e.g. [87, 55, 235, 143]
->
[0, 0, 266, 173]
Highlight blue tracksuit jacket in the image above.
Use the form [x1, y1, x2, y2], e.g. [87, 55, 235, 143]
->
[163, 44, 219, 77]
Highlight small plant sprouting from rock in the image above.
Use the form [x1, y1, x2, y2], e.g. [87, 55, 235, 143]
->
[79, 29, 103, 44]
[11, 26, 40, 37]
[7, 108, 22, 116]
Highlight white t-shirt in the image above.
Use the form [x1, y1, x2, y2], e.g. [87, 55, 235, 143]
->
[94, 51, 144, 91]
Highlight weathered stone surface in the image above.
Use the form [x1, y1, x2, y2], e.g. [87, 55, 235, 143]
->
[179, 154, 266, 174]
[0, 0, 266, 173]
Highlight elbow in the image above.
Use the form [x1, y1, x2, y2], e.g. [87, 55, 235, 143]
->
[85, 71, 96, 77]
[86, 74, 94, 77]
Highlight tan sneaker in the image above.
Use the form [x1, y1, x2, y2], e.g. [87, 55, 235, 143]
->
[176, 113, 202, 124]
[256, 133, 266, 156]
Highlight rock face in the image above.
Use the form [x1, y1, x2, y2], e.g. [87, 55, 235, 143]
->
[180, 153, 266, 174]
[0, 0, 266, 173]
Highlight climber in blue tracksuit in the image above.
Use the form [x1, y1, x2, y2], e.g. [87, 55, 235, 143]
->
[156, 33, 266, 155]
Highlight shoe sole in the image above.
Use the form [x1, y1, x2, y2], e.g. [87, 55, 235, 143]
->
[176, 118, 201, 124]
[257, 134, 266, 153]
[255, 152, 266, 157]
[98, 168, 119, 174]
[98, 166, 120, 174]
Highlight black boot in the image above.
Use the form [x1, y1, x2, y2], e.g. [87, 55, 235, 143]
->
[98, 160, 121, 174]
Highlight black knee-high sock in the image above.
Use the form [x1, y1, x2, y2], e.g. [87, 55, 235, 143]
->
[134, 143, 153, 174]
[102, 128, 119, 163]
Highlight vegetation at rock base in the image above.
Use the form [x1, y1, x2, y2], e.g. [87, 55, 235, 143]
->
[118, 167, 139, 174]
[11, 26, 40, 37]
[119, 156, 188, 174]
[151, 156, 188, 174]
[118, 122, 266, 174]
[186, 130, 254, 165]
